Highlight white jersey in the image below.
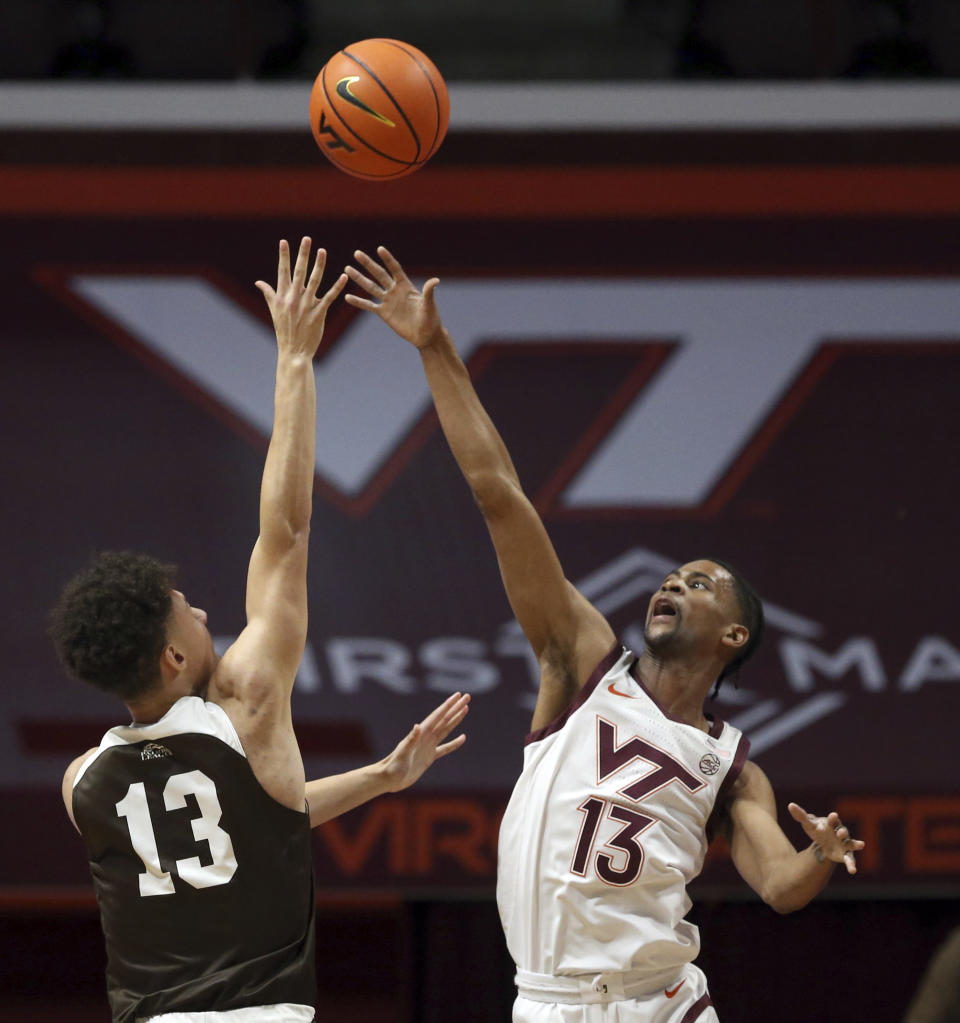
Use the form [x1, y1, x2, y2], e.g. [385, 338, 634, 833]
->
[497, 646, 749, 987]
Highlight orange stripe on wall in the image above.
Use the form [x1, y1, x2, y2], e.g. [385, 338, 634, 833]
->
[0, 886, 404, 911]
[2, 165, 960, 218]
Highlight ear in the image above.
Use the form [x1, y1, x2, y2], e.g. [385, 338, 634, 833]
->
[721, 623, 749, 652]
[161, 643, 186, 677]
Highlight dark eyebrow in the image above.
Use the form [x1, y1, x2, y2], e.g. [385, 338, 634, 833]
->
[665, 569, 715, 584]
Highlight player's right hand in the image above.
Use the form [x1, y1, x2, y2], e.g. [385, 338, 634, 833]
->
[256, 237, 347, 358]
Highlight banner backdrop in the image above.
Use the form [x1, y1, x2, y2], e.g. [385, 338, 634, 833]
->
[1, 124, 959, 898]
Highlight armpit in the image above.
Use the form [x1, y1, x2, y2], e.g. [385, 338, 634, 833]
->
[538, 637, 579, 699]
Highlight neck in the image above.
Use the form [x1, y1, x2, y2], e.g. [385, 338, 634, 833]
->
[125, 698, 174, 726]
[635, 647, 719, 731]
[125, 681, 194, 725]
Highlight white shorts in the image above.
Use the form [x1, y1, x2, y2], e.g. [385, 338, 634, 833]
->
[141, 1005, 314, 1023]
[513, 963, 718, 1023]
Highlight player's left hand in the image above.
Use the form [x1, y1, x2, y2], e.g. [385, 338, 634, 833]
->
[788, 803, 865, 875]
[380, 692, 470, 792]
[344, 246, 443, 349]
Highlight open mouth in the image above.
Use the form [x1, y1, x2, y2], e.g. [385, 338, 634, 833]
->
[651, 598, 677, 620]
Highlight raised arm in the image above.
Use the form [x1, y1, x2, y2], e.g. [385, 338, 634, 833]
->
[345, 248, 614, 729]
[209, 238, 346, 809]
[721, 761, 864, 914]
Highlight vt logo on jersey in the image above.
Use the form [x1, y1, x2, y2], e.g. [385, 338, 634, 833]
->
[336, 76, 397, 126]
[571, 719, 708, 887]
[597, 719, 704, 802]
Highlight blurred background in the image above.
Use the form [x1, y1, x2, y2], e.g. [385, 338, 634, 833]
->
[1, 2, 959, 1022]
[2, 0, 960, 80]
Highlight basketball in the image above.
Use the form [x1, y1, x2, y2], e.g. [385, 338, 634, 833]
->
[309, 39, 449, 181]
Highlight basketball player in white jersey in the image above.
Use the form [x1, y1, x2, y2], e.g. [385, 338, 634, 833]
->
[344, 246, 865, 1023]
[51, 238, 469, 1023]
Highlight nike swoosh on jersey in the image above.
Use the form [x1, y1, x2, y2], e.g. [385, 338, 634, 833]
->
[665, 980, 686, 999]
[607, 681, 638, 699]
[335, 76, 396, 126]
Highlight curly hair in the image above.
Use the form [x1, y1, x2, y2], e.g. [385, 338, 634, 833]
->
[50, 551, 177, 701]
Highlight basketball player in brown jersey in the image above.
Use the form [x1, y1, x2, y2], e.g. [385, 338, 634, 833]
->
[343, 246, 864, 1023]
[51, 238, 469, 1023]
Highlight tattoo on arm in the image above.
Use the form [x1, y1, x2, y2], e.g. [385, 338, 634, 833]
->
[812, 842, 824, 864]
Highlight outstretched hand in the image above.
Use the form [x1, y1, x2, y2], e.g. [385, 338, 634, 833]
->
[789, 803, 865, 875]
[380, 692, 470, 792]
[256, 237, 347, 358]
[344, 246, 442, 348]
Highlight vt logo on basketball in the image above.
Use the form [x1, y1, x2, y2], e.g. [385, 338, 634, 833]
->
[315, 111, 355, 152]
[310, 38, 449, 179]
[335, 76, 396, 126]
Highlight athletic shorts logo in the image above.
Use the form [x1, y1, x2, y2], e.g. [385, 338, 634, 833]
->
[665, 979, 686, 999]
[335, 76, 396, 126]
[141, 742, 172, 761]
[699, 753, 721, 776]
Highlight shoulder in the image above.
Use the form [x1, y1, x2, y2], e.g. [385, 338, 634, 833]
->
[205, 626, 288, 713]
[63, 747, 99, 788]
[713, 760, 779, 842]
[61, 747, 98, 830]
[724, 760, 778, 828]
[730, 759, 774, 800]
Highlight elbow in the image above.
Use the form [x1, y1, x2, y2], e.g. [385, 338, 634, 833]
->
[766, 897, 795, 916]
[762, 887, 807, 915]
[261, 522, 311, 557]
[467, 469, 522, 518]
[282, 519, 311, 548]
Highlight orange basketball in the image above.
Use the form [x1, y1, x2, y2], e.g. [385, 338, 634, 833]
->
[309, 38, 449, 180]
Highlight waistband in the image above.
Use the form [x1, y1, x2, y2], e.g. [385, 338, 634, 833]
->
[515, 966, 680, 1004]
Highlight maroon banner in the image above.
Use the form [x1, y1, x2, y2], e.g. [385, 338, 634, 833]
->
[2, 127, 959, 898]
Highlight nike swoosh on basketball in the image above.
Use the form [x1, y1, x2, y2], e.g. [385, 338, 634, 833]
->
[665, 980, 686, 999]
[607, 681, 638, 699]
[335, 76, 396, 126]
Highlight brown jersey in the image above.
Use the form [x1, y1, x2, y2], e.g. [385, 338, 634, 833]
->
[71, 696, 316, 1023]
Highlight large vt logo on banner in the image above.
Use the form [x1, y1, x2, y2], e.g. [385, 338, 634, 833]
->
[61, 274, 960, 514]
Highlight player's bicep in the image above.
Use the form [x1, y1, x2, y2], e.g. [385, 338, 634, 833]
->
[244, 534, 309, 669]
[727, 763, 797, 898]
[213, 536, 310, 711]
[244, 532, 309, 628]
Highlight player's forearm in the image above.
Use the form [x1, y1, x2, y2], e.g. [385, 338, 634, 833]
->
[762, 844, 835, 914]
[305, 762, 392, 828]
[259, 353, 316, 542]
[418, 328, 522, 496]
